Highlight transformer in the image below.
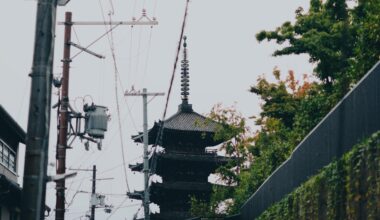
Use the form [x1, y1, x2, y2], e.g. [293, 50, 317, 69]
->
[84, 104, 108, 139]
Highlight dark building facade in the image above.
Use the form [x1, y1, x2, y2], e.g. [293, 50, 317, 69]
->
[129, 37, 229, 220]
[0, 105, 26, 220]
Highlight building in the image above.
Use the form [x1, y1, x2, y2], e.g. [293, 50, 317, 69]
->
[0, 105, 26, 220]
[129, 37, 229, 220]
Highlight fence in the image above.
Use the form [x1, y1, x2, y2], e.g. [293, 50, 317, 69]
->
[240, 61, 380, 219]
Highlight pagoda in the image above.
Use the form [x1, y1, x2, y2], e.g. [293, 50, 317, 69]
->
[129, 36, 229, 220]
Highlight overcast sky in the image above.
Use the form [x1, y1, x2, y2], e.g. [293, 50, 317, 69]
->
[1, 0, 313, 219]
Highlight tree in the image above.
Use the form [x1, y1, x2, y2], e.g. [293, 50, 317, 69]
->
[257, 0, 380, 98]
[193, 0, 380, 217]
[191, 104, 252, 217]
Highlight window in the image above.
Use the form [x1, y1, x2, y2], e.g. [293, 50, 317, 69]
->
[3, 147, 9, 167]
[0, 139, 16, 173]
[9, 154, 15, 172]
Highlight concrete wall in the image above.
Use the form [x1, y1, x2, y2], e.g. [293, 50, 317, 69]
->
[241, 61, 380, 219]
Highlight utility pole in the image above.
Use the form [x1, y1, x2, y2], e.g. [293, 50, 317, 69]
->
[52, 10, 158, 220]
[55, 11, 72, 220]
[91, 165, 96, 220]
[125, 88, 164, 220]
[68, 167, 114, 220]
[21, 0, 57, 219]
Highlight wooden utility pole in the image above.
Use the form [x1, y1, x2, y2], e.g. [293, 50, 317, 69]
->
[53, 11, 158, 220]
[90, 165, 96, 220]
[55, 11, 72, 220]
[21, 0, 58, 219]
[125, 88, 164, 220]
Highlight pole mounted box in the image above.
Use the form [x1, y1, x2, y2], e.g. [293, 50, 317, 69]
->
[84, 104, 108, 139]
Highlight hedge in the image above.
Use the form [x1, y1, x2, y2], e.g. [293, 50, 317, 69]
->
[256, 131, 380, 220]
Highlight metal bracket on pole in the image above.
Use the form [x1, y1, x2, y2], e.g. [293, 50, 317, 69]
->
[47, 172, 77, 182]
[58, 0, 70, 6]
[69, 42, 105, 59]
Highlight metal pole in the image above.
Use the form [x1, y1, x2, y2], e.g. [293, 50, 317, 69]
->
[125, 89, 164, 220]
[91, 165, 96, 220]
[21, 0, 57, 219]
[56, 11, 72, 220]
[124, 88, 165, 220]
[142, 88, 150, 220]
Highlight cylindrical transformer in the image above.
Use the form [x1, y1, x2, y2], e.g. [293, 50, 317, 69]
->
[84, 105, 108, 139]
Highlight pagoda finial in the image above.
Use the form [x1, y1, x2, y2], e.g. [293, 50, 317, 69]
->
[181, 36, 190, 104]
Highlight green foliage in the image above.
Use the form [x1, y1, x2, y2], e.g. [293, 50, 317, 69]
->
[208, 104, 253, 184]
[203, 70, 324, 216]
[189, 197, 214, 218]
[191, 104, 252, 217]
[192, 0, 380, 218]
[257, 131, 380, 220]
[256, 0, 380, 98]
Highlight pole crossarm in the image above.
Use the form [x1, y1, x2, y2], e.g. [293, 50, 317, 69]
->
[58, 21, 158, 26]
[125, 92, 165, 96]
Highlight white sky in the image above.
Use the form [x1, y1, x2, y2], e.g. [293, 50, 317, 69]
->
[1, 0, 313, 219]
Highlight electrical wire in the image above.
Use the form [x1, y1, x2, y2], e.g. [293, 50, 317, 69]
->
[106, 197, 128, 219]
[133, 205, 143, 220]
[98, 2, 131, 192]
[128, 26, 134, 84]
[162, 0, 190, 121]
[133, 26, 144, 83]
[150, 0, 191, 177]
[66, 180, 86, 208]
[140, 27, 153, 87]
[70, 23, 121, 60]
[98, 155, 143, 175]
[72, 26, 81, 45]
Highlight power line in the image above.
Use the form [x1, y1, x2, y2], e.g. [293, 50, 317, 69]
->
[96, 0, 133, 193]
[70, 24, 121, 60]
[107, 13, 131, 193]
[106, 197, 128, 220]
[140, 27, 154, 86]
[150, 0, 190, 176]
[72, 26, 81, 45]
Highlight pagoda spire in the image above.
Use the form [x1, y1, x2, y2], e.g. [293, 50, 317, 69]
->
[181, 36, 190, 105]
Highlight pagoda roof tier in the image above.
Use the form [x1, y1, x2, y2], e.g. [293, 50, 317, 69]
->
[127, 182, 213, 207]
[132, 103, 224, 147]
[150, 181, 212, 204]
[129, 151, 230, 176]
